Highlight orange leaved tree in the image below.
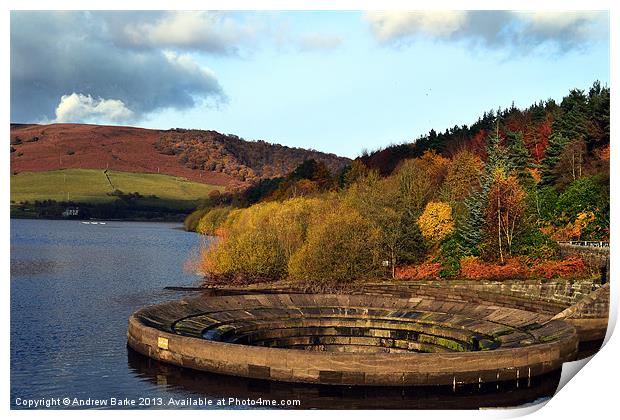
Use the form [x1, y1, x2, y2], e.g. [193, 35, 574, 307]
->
[417, 201, 455, 244]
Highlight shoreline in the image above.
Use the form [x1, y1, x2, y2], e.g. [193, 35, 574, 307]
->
[9, 216, 188, 224]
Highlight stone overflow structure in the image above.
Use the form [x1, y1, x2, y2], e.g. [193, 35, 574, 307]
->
[557, 241, 610, 284]
[126, 345, 563, 409]
[127, 287, 600, 386]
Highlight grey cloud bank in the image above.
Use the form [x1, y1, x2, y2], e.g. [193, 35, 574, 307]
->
[11, 11, 226, 124]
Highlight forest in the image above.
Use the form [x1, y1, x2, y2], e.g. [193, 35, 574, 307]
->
[155, 128, 350, 185]
[186, 82, 610, 288]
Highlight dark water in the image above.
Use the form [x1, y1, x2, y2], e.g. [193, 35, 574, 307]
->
[11, 220, 206, 409]
[10, 219, 558, 410]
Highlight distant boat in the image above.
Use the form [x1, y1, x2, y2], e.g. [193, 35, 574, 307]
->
[81, 221, 91, 224]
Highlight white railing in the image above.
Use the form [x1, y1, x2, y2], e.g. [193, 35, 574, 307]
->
[557, 241, 609, 248]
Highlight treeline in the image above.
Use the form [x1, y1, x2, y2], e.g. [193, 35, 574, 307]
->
[187, 82, 609, 287]
[12, 192, 192, 221]
[361, 81, 609, 182]
[184, 158, 349, 231]
[155, 128, 351, 185]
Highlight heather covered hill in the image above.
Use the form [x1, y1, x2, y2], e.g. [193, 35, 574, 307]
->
[155, 129, 350, 184]
[10, 124, 351, 187]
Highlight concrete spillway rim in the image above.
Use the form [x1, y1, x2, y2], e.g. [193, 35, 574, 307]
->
[127, 294, 579, 386]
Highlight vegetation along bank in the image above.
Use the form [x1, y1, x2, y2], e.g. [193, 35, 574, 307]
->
[182, 82, 608, 287]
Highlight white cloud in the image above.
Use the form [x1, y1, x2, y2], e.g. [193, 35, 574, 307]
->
[515, 11, 607, 42]
[115, 12, 345, 55]
[364, 10, 608, 52]
[298, 33, 344, 51]
[162, 50, 219, 80]
[516, 11, 602, 31]
[53, 93, 134, 124]
[366, 11, 467, 41]
[121, 11, 258, 54]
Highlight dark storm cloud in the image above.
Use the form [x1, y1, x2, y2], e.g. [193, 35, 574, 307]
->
[10, 11, 227, 123]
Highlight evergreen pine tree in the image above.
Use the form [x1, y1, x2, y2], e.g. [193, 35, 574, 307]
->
[458, 130, 506, 254]
[506, 130, 533, 186]
[540, 132, 568, 185]
[459, 188, 485, 254]
[553, 89, 590, 142]
[587, 81, 610, 147]
[539, 89, 590, 186]
[485, 130, 509, 172]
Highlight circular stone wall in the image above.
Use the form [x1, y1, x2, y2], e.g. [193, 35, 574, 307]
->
[127, 294, 578, 386]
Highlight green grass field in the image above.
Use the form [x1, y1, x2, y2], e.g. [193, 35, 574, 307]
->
[11, 169, 222, 209]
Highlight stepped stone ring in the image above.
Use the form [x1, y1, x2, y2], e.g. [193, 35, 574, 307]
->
[128, 293, 578, 386]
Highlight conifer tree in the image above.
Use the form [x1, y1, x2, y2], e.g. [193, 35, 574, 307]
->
[458, 130, 506, 254]
[506, 130, 534, 186]
[459, 189, 485, 254]
[539, 90, 590, 186]
[540, 132, 568, 185]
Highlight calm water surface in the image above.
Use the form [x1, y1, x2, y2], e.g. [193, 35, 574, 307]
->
[11, 219, 557, 410]
[11, 220, 207, 408]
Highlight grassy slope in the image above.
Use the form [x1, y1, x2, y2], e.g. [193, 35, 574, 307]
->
[10, 169, 221, 209]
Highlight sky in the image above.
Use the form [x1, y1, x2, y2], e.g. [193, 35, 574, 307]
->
[10, 10, 610, 158]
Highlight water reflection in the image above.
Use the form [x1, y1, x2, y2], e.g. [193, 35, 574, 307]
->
[10, 258, 64, 277]
[127, 347, 560, 410]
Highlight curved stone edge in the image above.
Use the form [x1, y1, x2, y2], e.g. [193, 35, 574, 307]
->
[209, 278, 603, 315]
[565, 319, 608, 343]
[127, 314, 579, 386]
[553, 283, 610, 344]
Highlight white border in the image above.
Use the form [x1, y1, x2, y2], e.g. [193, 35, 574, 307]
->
[3, 1, 617, 419]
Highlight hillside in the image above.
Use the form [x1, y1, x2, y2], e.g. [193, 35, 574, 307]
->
[155, 129, 350, 184]
[10, 169, 223, 220]
[11, 169, 221, 208]
[9, 124, 351, 188]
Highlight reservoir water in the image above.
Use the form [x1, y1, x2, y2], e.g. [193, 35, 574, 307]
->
[10, 219, 558, 409]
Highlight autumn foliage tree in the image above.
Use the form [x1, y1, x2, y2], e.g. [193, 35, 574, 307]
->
[396, 151, 449, 215]
[288, 205, 382, 288]
[345, 171, 426, 278]
[441, 150, 482, 222]
[196, 207, 231, 235]
[443, 150, 482, 202]
[201, 198, 326, 281]
[484, 169, 527, 262]
[417, 202, 455, 244]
